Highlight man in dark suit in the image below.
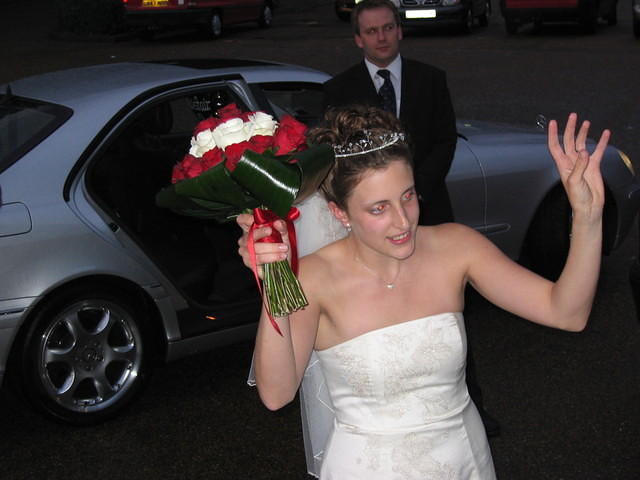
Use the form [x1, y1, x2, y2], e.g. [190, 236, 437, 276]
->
[323, 0, 500, 436]
[324, 0, 456, 226]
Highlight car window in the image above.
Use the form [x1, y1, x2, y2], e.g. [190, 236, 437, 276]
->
[0, 94, 72, 173]
[256, 82, 325, 127]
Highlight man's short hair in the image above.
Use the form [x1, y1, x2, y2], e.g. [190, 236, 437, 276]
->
[351, 0, 402, 35]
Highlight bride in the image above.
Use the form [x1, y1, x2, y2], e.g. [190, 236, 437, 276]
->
[238, 105, 608, 479]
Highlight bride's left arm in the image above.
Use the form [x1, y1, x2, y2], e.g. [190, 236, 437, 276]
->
[464, 113, 609, 331]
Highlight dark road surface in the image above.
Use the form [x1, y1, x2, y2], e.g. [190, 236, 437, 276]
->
[1, 1, 640, 479]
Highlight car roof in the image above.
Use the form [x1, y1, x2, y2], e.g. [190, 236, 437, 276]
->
[2, 59, 331, 111]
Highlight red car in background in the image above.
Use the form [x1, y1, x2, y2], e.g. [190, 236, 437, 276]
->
[123, 0, 276, 38]
[500, 0, 617, 33]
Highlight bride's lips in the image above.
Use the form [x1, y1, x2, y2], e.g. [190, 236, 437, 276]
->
[388, 231, 411, 245]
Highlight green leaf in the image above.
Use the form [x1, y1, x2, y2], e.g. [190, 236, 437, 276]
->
[292, 143, 335, 204]
[155, 186, 246, 221]
[231, 150, 300, 217]
[174, 163, 251, 208]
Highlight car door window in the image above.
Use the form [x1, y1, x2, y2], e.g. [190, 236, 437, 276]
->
[87, 86, 259, 321]
[255, 82, 325, 127]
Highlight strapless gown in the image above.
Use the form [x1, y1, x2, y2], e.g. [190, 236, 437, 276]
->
[314, 312, 496, 479]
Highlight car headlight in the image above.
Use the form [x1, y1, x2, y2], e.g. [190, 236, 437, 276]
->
[618, 150, 635, 176]
[442, 0, 462, 4]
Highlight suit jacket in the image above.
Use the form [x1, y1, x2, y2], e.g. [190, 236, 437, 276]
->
[323, 58, 457, 225]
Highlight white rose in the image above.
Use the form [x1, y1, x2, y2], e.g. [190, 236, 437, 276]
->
[189, 129, 216, 157]
[212, 118, 250, 150]
[246, 111, 278, 137]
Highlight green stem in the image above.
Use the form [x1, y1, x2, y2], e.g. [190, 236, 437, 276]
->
[263, 260, 308, 317]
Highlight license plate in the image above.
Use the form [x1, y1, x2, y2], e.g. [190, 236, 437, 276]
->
[142, 0, 170, 6]
[405, 9, 437, 19]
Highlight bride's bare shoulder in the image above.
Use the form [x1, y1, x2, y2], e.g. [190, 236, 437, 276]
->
[299, 239, 348, 277]
[417, 223, 486, 251]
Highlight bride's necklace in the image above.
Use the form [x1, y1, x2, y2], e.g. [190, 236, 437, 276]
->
[354, 255, 401, 289]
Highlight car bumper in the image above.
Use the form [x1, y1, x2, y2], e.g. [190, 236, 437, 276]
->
[500, 0, 595, 21]
[399, 5, 468, 26]
[124, 8, 210, 28]
[501, 6, 581, 21]
[0, 298, 33, 387]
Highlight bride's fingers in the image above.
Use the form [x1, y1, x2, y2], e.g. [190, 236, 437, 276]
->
[567, 148, 590, 186]
[548, 120, 564, 160]
[548, 119, 573, 175]
[575, 120, 590, 153]
[590, 129, 611, 164]
[562, 113, 578, 155]
[237, 241, 288, 267]
[236, 213, 254, 232]
[548, 119, 559, 150]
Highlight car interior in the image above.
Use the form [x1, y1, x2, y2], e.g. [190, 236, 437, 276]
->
[88, 87, 257, 311]
[86, 81, 326, 335]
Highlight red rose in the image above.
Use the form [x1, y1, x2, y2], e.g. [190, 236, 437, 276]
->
[179, 154, 205, 179]
[224, 141, 253, 172]
[249, 134, 273, 153]
[201, 146, 224, 170]
[193, 117, 222, 135]
[272, 115, 308, 156]
[217, 103, 244, 121]
[171, 163, 186, 183]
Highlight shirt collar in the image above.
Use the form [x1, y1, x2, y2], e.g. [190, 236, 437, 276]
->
[364, 55, 402, 85]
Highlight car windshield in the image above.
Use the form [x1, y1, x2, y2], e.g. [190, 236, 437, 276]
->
[0, 91, 72, 173]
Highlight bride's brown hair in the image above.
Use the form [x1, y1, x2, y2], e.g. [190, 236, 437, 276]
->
[308, 105, 412, 209]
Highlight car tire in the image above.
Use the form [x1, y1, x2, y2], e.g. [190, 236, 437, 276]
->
[460, 7, 474, 33]
[523, 187, 572, 281]
[479, 0, 491, 26]
[15, 286, 155, 425]
[579, 0, 598, 33]
[505, 18, 518, 34]
[258, 3, 273, 28]
[210, 11, 223, 38]
[335, 1, 351, 21]
[605, 5, 617, 25]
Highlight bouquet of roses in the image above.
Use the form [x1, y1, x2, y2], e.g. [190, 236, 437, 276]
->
[156, 103, 334, 334]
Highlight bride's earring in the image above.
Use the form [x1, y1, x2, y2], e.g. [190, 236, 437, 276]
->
[345, 223, 352, 233]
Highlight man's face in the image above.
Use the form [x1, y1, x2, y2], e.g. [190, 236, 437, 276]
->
[354, 7, 402, 68]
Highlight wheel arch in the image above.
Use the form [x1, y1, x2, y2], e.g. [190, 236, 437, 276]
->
[519, 180, 618, 261]
[6, 274, 168, 380]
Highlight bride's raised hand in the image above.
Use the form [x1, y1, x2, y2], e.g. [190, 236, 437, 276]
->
[237, 213, 289, 278]
[548, 113, 609, 222]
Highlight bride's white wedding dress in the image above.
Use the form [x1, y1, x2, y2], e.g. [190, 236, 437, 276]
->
[253, 193, 496, 479]
[315, 313, 495, 479]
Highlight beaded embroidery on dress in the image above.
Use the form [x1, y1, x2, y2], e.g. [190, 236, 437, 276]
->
[315, 313, 496, 479]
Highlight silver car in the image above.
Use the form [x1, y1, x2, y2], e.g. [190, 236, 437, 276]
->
[1, 60, 638, 424]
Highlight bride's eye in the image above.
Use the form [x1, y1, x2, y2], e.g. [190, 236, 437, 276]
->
[402, 190, 416, 202]
[370, 204, 387, 215]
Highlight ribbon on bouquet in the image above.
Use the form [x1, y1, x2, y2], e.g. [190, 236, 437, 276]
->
[247, 207, 301, 335]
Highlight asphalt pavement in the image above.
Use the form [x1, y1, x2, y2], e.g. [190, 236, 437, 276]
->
[1, 1, 640, 479]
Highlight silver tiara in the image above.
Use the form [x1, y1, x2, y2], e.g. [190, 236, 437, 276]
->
[333, 130, 405, 158]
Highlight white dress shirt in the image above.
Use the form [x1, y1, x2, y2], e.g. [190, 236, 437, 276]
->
[364, 55, 402, 117]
